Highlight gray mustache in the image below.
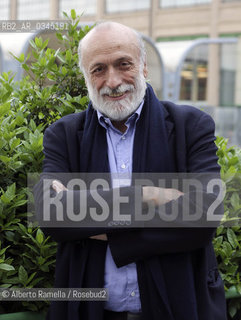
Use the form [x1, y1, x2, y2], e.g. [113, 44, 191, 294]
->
[100, 84, 134, 96]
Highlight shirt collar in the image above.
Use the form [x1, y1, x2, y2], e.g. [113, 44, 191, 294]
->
[97, 100, 144, 130]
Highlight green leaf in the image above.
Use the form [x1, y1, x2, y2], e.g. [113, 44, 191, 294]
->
[35, 37, 42, 48]
[18, 265, 28, 284]
[2, 72, 9, 81]
[229, 304, 237, 318]
[36, 229, 44, 244]
[0, 155, 11, 164]
[4, 231, 15, 242]
[0, 263, 15, 271]
[29, 119, 36, 131]
[0, 102, 11, 117]
[56, 32, 63, 41]
[28, 277, 44, 288]
[237, 283, 241, 295]
[1, 183, 16, 203]
[61, 66, 67, 76]
[222, 241, 233, 257]
[25, 244, 39, 255]
[15, 127, 28, 135]
[65, 49, 72, 62]
[56, 53, 65, 63]
[18, 53, 25, 63]
[62, 11, 68, 18]
[42, 38, 49, 49]
[29, 39, 37, 50]
[227, 166, 237, 174]
[40, 264, 49, 272]
[214, 236, 223, 248]
[37, 256, 46, 265]
[18, 223, 27, 233]
[14, 199, 28, 207]
[26, 272, 37, 285]
[230, 192, 240, 209]
[228, 156, 239, 166]
[216, 225, 224, 236]
[1, 277, 19, 285]
[22, 63, 30, 71]
[227, 228, 239, 249]
[40, 57, 47, 67]
[0, 245, 10, 256]
[71, 9, 76, 20]
[9, 138, 21, 150]
[15, 114, 25, 126]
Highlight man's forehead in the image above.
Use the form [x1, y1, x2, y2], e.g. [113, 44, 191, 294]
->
[88, 41, 138, 56]
[82, 30, 140, 66]
[82, 25, 138, 53]
[86, 23, 137, 42]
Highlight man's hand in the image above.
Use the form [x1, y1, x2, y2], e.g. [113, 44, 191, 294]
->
[52, 180, 67, 193]
[142, 186, 183, 206]
[89, 234, 108, 241]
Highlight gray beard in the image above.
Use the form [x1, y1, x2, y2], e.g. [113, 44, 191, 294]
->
[86, 74, 146, 121]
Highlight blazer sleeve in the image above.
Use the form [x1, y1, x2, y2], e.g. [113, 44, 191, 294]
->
[107, 111, 223, 267]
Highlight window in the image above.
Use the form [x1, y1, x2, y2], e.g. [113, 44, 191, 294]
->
[18, 0, 49, 19]
[105, 0, 150, 13]
[179, 44, 208, 102]
[59, 0, 96, 16]
[219, 43, 237, 107]
[179, 41, 239, 106]
[160, 0, 210, 8]
[0, 0, 10, 19]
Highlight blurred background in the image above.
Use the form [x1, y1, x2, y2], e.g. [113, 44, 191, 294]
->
[0, 0, 241, 145]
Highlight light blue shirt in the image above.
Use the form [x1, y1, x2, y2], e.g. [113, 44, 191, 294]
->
[97, 102, 144, 312]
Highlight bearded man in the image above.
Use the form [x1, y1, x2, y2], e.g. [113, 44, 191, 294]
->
[35, 22, 227, 320]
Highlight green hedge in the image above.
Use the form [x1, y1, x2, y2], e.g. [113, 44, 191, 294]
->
[215, 137, 241, 319]
[0, 10, 90, 314]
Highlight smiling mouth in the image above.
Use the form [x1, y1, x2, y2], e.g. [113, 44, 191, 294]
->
[108, 92, 125, 97]
[104, 91, 129, 99]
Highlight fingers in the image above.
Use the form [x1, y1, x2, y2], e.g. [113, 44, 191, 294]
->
[142, 186, 183, 206]
[89, 234, 108, 241]
[52, 180, 68, 193]
[164, 188, 184, 202]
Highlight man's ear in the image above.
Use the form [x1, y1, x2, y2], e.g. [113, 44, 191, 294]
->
[143, 59, 148, 78]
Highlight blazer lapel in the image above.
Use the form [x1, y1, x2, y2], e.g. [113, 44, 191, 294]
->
[133, 85, 173, 173]
[78, 105, 109, 173]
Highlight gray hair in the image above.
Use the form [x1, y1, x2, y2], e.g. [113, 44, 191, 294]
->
[78, 21, 146, 77]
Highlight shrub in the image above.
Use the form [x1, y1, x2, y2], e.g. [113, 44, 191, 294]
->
[214, 136, 241, 319]
[0, 10, 90, 314]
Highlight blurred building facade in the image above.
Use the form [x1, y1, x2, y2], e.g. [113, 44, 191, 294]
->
[1, 0, 241, 144]
[1, 0, 241, 39]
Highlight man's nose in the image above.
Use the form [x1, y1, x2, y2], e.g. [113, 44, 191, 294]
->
[105, 67, 122, 89]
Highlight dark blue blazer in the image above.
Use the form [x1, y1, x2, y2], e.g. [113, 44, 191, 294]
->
[36, 86, 227, 320]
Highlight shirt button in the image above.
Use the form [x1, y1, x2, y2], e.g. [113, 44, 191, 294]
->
[121, 164, 126, 169]
[131, 291, 135, 297]
[121, 136, 126, 140]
